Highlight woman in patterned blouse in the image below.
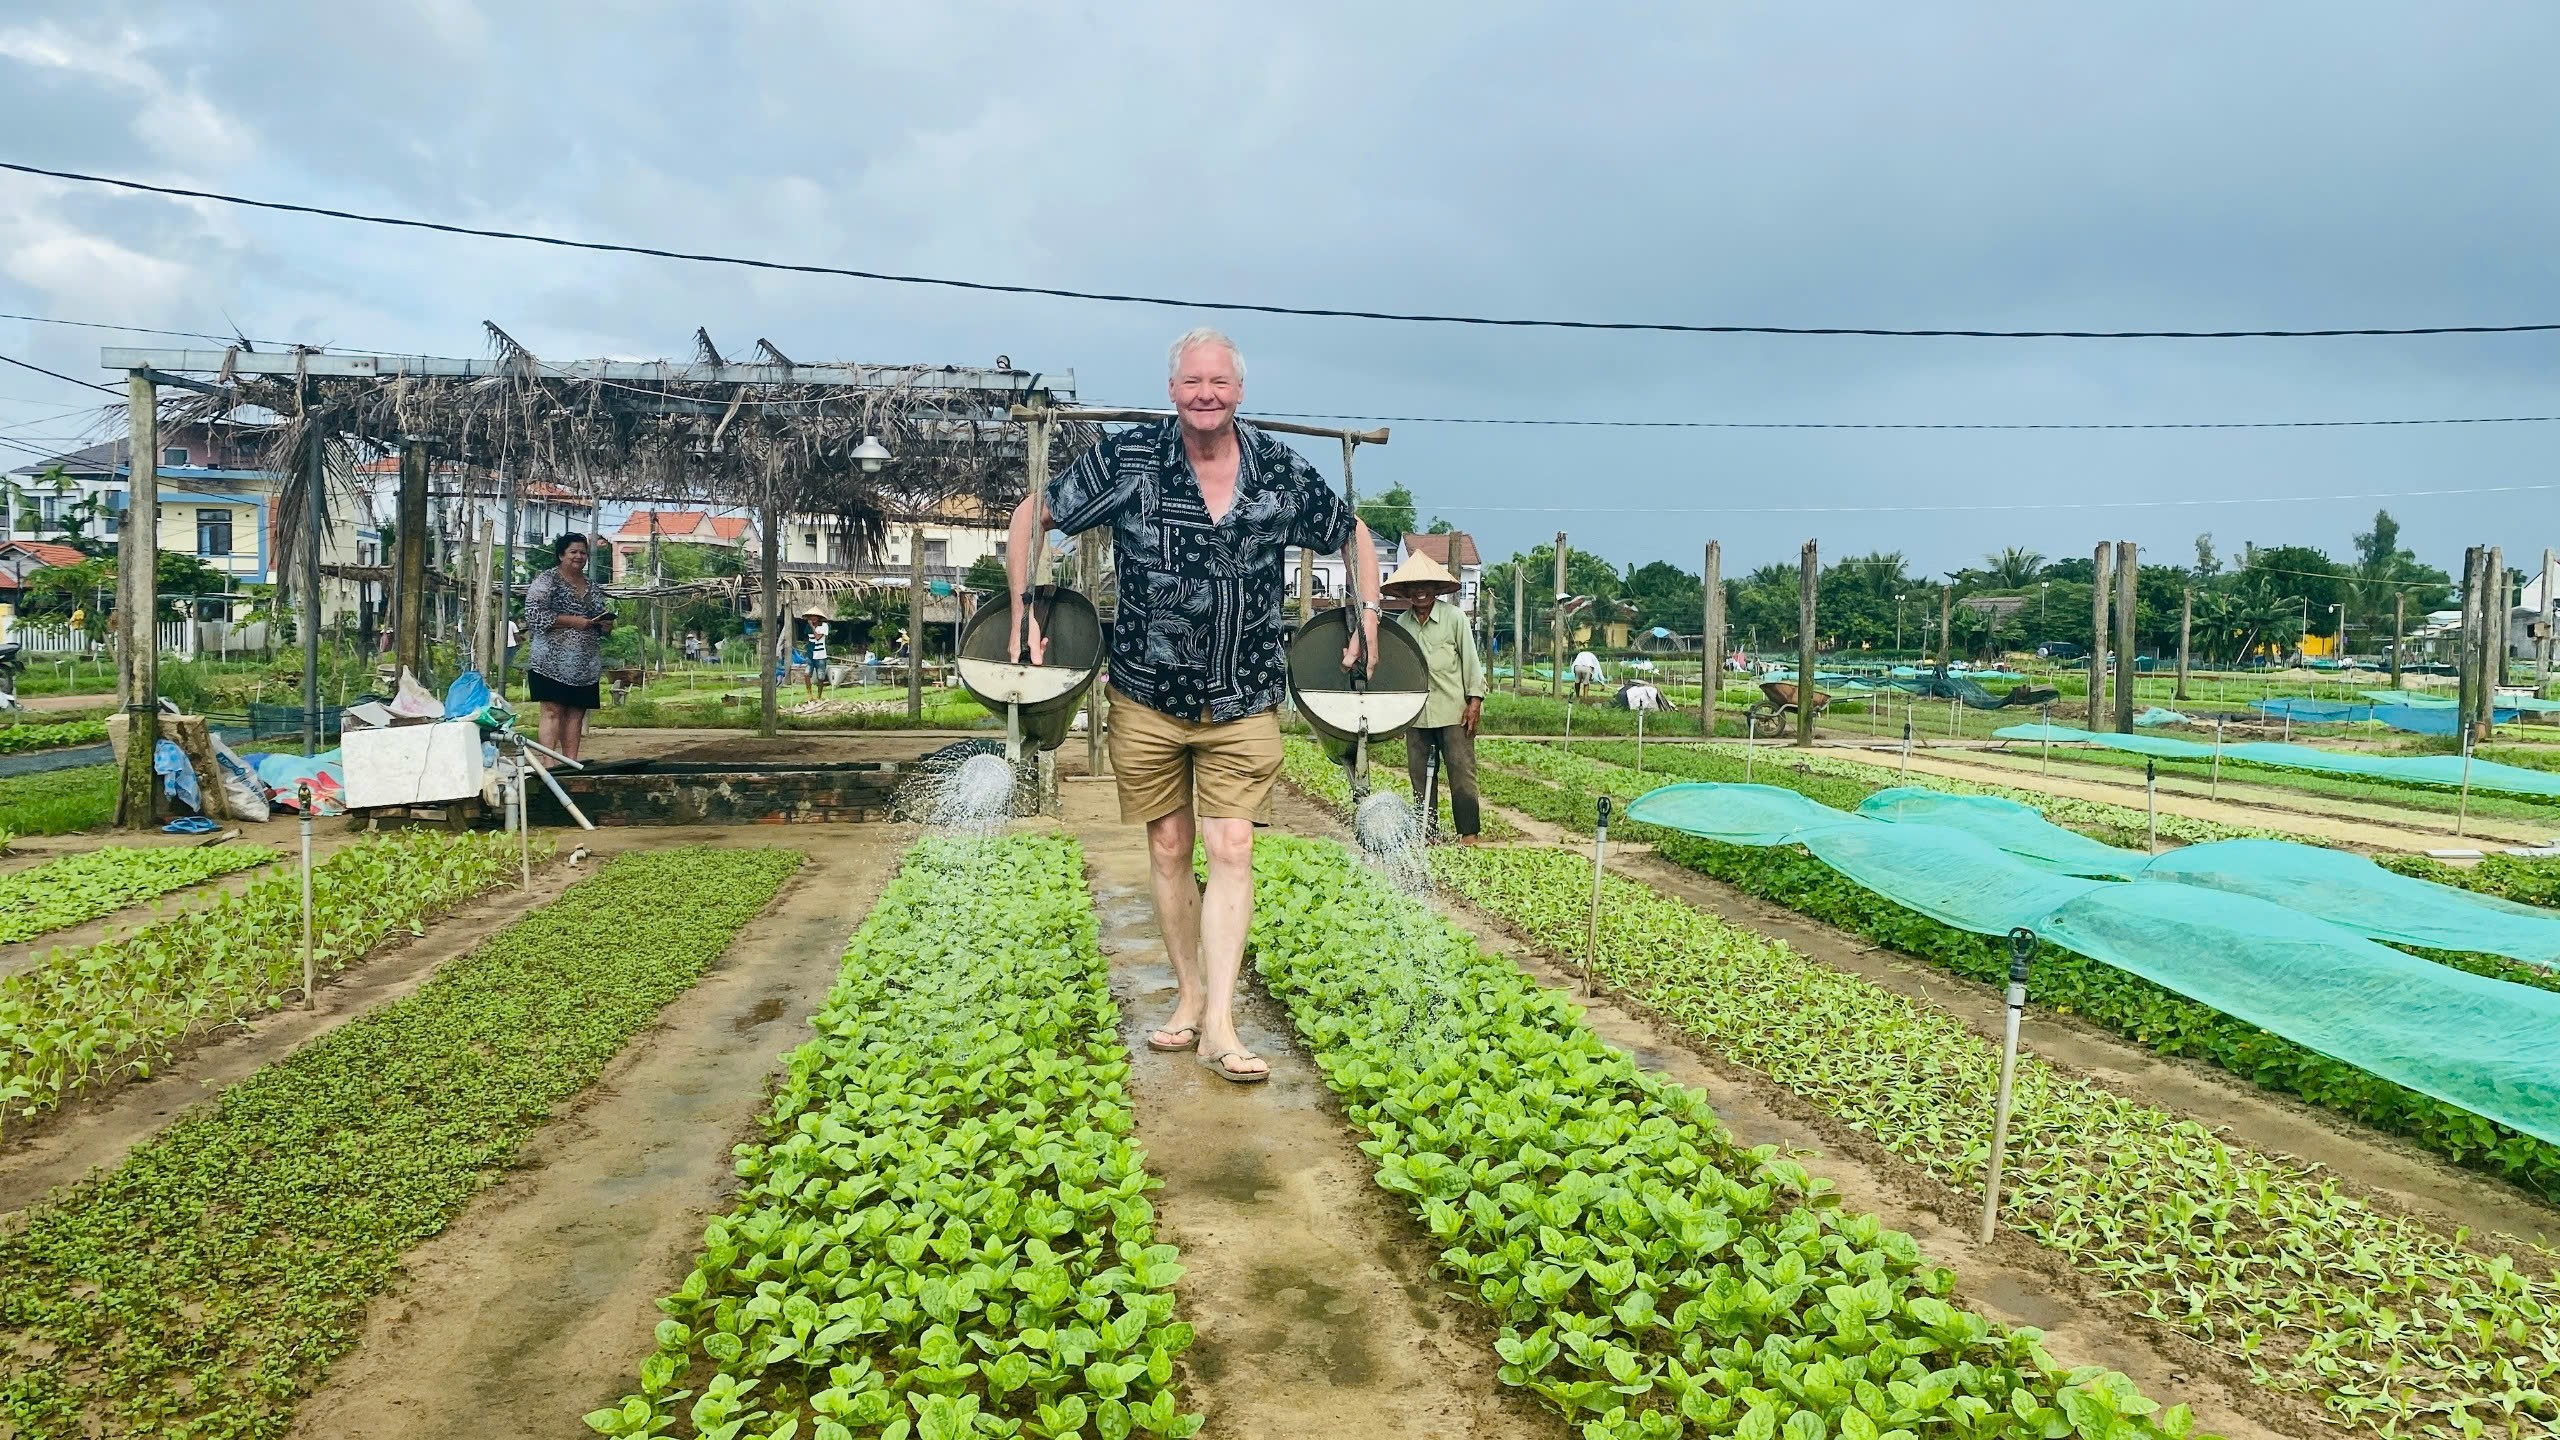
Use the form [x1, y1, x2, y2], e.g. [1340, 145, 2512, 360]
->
[522, 531, 615, 761]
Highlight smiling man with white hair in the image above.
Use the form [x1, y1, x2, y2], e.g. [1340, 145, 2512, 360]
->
[1006, 327, 1382, 1085]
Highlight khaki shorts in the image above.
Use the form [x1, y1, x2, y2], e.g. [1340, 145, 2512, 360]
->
[1105, 687, 1284, 825]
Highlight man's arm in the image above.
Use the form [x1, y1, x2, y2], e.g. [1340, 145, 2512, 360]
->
[1006, 491, 1047, 663]
[1459, 608, 1486, 732]
[1343, 517, 1382, 673]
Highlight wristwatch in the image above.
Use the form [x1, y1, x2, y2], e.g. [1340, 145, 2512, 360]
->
[1359, 601, 1381, 614]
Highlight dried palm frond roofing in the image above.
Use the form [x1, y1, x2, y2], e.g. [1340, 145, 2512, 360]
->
[143, 323, 1090, 578]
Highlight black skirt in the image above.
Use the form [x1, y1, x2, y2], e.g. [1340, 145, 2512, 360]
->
[526, 668, 601, 710]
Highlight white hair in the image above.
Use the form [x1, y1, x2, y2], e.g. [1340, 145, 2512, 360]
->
[1167, 326, 1245, 381]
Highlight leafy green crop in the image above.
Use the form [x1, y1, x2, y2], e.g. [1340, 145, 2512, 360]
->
[0, 764, 115, 836]
[0, 845, 803, 1437]
[1278, 736, 1521, 839]
[1469, 752, 2560, 1199]
[1245, 834, 2197, 1440]
[591, 833, 1199, 1440]
[0, 719, 108, 756]
[1436, 844, 2557, 1438]
[0, 829, 532, 1130]
[2382, 853, 2560, 911]
[0, 841, 277, 944]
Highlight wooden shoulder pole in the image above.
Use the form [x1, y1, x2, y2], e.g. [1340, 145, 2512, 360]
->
[117, 370, 160, 829]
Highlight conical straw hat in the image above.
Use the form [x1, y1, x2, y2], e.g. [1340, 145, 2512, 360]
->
[1381, 551, 1461, 596]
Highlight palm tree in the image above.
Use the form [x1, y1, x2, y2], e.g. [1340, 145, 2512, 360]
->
[1982, 547, 2046, 588]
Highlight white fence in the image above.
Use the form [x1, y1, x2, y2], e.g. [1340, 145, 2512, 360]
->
[4, 621, 274, 659]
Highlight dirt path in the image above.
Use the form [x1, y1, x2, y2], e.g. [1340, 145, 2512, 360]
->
[1842, 744, 2548, 852]
[1610, 847, 2560, 1249]
[1262, 790, 2306, 1439]
[0, 854, 586, 1212]
[1066, 781, 1551, 1440]
[289, 828, 907, 1440]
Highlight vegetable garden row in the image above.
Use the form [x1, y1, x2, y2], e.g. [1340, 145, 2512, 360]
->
[0, 843, 803, 1437]
[1280, 734, 2560, 1435]
[1428, 737, 2560, 1195]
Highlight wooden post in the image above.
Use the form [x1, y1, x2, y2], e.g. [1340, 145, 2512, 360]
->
[301, 416, 325, 757]
[1796, 540, 1818, 746]
[2478, 543, 2498, 732]
[1702, 539, 1722, 737]
[2175, 587, 2192, 702]
[1938, 585, 1953, 667]
[392, 439, 429, 681]
[2088, 542, 2113, 730]
[758, 487, 781, 737]
[1511, 563, 1525, 696]
[116, 370, 160, 829]
[2390, 590, 2405, 688]
[906, 522, 927, 720]
[496, 461, 520, 694]
[2113, 540, 2138, 734]
[1550, 533, 1568, 700]
[2541, 548, 2556, 688]
[2456, 546, 2480, 738]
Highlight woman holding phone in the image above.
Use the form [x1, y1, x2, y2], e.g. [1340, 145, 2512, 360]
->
[523, 531, 615, 762]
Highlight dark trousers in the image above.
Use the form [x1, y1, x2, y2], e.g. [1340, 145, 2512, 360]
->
[1405, 724, 1480, 837]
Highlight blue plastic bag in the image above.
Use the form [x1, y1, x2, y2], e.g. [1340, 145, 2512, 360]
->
[153, 739, 202, 813]
[444, 671, 491, 720]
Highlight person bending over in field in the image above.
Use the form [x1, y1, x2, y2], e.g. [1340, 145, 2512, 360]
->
[1007, 327, 1381, 1085]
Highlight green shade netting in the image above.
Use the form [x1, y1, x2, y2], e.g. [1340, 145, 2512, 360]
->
[1855, 787, 2147, 876]
[2364, 690, 2456, 707]
[1624, 781, 2560, 1144]
[1994, 723, 2560, 798]
[1856, 787, 2560, 967]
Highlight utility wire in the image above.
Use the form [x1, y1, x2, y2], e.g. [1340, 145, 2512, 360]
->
[11, 305, 2556, 430]
[0, 352, 121, 396]
[1353, 479, 2560, 516]
[7, 158, 2555, 341]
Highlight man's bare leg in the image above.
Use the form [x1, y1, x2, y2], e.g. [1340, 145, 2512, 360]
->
[1194, 816, 1265, 1077]
[1143, 809, 1207, 1045]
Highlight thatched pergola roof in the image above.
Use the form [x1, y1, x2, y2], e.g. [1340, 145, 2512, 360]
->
[127, 324, 1090, 578]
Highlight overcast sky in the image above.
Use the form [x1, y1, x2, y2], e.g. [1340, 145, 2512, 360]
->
[2, 2, 2555, 579]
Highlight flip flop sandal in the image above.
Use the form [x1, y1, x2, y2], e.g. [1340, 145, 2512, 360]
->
[1206, 1050, 1271, 1085]
[1146, 1025, 1202, 1053]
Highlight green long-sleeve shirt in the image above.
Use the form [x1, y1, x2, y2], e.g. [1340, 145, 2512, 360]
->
[1393, 601, 1485, 729]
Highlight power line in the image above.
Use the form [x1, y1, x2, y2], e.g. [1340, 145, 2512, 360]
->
[8, 158, 2555, 341]
[0, 310, 262, 346]
[9, 303, 2554, 431]
[1355, 479, 2560, 516]
[0, 352, 120, 396]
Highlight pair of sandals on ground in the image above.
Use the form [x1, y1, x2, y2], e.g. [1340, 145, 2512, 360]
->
[1145, 1020, 1269, 1084]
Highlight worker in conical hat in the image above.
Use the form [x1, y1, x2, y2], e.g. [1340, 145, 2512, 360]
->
[1384, 551, 1485, 845]
[800, 604, 833, 698]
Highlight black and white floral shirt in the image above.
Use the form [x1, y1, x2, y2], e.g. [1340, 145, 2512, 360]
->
[1047, 418, 1355, 723]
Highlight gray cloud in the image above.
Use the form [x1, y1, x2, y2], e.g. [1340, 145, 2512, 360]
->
[2, 0, 2555, 577]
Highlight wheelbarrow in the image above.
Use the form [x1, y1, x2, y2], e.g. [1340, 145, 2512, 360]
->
[1749, 679, 1832, 727]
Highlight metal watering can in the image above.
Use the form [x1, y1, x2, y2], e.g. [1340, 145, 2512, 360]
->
[1285, 606, 1430, 819]
[954, 586, 1105, 762]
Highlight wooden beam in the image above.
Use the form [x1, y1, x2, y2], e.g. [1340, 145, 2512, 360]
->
[392, 440, 429, 679]
[106, 347, 1066, 394]
[116, 370, 159, 829]
[2390, 590, 2404, 688]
